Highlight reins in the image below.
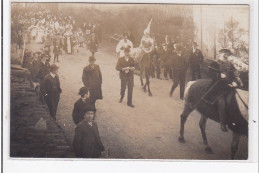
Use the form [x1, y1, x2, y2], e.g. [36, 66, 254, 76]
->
[235, 90, 248, 110]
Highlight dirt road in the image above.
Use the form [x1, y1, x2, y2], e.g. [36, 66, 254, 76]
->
[27, 40, 248, 159]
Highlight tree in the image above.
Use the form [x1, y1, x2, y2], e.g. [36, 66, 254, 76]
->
[218, 17, 249, 58]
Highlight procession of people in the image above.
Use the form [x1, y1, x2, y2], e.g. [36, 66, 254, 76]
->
[12, 4, 249, 159]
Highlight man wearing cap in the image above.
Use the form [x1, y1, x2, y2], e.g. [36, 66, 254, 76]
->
[202, 49, 243, 132]
[72, 87, 96, 125]
[116, 33, 133, 58]
[43, 64, 62, 120]
[116, 47, 135, 107]
[189, 42, 204, 80]
[82, 56, 103, 108]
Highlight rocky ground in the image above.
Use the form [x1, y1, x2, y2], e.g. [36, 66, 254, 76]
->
[10, 75, 75, 158]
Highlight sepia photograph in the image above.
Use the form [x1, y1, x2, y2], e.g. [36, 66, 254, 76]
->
[8, 2, 251, 161]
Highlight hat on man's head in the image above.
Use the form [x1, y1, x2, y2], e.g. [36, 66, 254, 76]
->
[192, 42, 198, 47]
[89, 56, 96, 62]
[219, 49, 232, 56]
[82, 105, 96, 114]
[78, 86, 89, 96]
[50, 63, 59, 72]
[124, 47, 131, 53]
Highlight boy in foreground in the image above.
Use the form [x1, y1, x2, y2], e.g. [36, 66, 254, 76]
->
[73, 109, 104, 158]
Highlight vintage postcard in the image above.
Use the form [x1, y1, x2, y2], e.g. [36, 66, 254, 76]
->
[7, 2, 253, 163]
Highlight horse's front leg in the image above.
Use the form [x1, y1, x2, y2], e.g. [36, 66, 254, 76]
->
[146, 76, 152, 96]
[179, 103, 193, 143]
[199, 115, 213, 154]
[231, 132, 241, 159]
[140, 75, 144, 86]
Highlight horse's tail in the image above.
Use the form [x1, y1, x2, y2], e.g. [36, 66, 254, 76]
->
[184, 81, 196, 102]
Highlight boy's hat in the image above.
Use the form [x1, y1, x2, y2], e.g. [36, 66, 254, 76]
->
[78, 86, 89, 96]
[83, 105, 96, 114]
[89, 56, 96, 62]
[50, 63, 59, 72]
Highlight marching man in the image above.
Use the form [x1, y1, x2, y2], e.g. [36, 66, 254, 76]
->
[116, 32, 133, 58]
[116, 47, 135, 108]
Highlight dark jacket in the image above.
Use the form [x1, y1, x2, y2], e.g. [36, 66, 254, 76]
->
[217, 60, 240, 84]
[160, 48, 172, 67]
[172, 52, 189, 72]
[72, 98, 96, 125]
[190, 48, 204, 66]
[43, 73, 62, 97]
[116, 56, 135, 80]
[73, 121, 104, 158]
[82, 64, 103, 100]
[36, 61, 50, 81]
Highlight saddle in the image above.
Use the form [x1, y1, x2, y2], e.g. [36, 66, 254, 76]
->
[189, 80, 248, 136]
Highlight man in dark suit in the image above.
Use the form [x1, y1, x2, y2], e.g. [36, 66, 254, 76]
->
[190, 42, 204, 80]
[43, 64, 62, 120]
[82, 56, 103, 108]
[169, 44, 189, 100]
[36, 54, 50, 104]
[160, 43, 173, 80]
[116, 47, 135, 107]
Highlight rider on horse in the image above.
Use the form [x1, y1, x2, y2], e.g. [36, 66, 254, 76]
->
[202, 49, 243, 132]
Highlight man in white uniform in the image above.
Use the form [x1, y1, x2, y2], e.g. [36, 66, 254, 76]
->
[116, 33, 133, 58]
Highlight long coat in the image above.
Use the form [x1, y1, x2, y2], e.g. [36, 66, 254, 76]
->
[190, 48, 204, 67]
[72, 98, 95, 125]
[43, 74, 62, 116]
[82, 64, 103, 101]
[73, 121, 104, 158]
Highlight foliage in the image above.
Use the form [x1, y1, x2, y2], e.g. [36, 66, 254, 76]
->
[218, 18, 249, 58]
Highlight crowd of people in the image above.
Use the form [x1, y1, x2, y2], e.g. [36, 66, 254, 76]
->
[12, 5, 101, 58]
[12, 5, 249, 158]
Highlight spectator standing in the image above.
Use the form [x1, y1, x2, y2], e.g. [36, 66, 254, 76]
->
[43, 64, 62, 120]
[190, 42, 204, 80]
[82, 56, 103, 108]
[72, 87, 96, 125]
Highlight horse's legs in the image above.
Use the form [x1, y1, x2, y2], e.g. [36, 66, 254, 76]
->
[179, 103, 194, 143]
[139, 64, 144, 86]
[199, 115, 213, 154]
[140, 74, 144, 86]
[146, 74, 152, 96]
[231, 132, 241, 159]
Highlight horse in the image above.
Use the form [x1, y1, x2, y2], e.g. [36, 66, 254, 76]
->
[178, 79, 248, 159]
[132, 48, 155, 96]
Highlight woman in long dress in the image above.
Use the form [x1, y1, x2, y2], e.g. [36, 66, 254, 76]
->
[36, 24, 45, 43]
[64, 28, 73, 54]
